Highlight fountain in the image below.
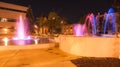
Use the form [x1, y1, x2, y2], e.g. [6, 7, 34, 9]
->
[73, 13, 97, 36]
[12, 15, 32, 45]
[84, 13, 97, 36]
[59, 8, 120, 58]
[0, 15, 54, 50]
[74, 24, 84, 36]
[103, 8, 116, 34]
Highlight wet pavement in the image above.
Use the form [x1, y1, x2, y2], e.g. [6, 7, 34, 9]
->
[0, 46, 120, 67]
[0, 47, 78, 67]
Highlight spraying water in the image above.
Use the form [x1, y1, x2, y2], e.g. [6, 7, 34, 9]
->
[13, 15, 30, 45]
[74, 13, 97, 36]
[89, 13, 97, 35]
[103, 8, 116, 34]
[16, 15, 26, 39]
[74, 24, 84, 36]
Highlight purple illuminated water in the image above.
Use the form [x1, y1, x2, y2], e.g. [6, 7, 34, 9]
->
[16, 15, 26, 39]
[85, 13, 97, 35]
[103, 8, 116, 34]
[74, 8, 116, 36]
[0, 15, 50, 46]
[74, 24, 84, 36]
[74, 13, 97, 36]
[13, 15, 31, 45]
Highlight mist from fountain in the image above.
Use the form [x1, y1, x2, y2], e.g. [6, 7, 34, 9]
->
[74, 24, 84, 36]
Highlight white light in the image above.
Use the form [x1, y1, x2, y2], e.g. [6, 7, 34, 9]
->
[4, 28, 8, 34]
[34, 39, 38, 45]
[61, 21, 64, 24]
[2, 37, 9, 46]
[27, 36, 31, 39]
[1, 18, 7, 22]
[34, 25, 38, 28]
[52, 17, 55, 20]
[12, 37, 18, 40]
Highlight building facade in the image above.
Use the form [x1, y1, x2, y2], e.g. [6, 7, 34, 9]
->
[0, 2, 34, 35]
[61, 24, 74, 35]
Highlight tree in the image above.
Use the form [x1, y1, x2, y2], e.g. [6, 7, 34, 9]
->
[35, 16, 47, 34]
[113, 0, 120, 32]
[112, 0, 120, 12]
[78, 15, 86, 24]
[35, 11, 68, 34]
[46, 11, 66, 34]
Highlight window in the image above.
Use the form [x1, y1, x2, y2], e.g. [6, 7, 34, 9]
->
[0, 18, 16, 22]
[0, 18, 7, 22]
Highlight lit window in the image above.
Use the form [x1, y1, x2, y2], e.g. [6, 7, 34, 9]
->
[1, 18, 8, 22]
[0, 18, 16, 22]
[52, 17, 55, 20]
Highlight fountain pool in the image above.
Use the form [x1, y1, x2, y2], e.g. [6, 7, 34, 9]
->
[59, 8, 120, 58]
[0, 15, 54, 50]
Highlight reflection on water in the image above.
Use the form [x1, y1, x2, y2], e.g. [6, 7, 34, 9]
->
[0, 37, 50, 46]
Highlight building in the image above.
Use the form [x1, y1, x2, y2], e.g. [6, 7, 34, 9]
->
[0, 2, 34, 35]
[62, 24, 74, 35]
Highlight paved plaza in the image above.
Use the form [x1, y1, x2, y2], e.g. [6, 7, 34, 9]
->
[0, 47, 79, 67]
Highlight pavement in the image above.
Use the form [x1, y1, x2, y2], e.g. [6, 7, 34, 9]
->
[0, 47, 79, 67]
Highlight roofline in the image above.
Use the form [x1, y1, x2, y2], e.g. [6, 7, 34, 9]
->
[0, 1, 28, 12]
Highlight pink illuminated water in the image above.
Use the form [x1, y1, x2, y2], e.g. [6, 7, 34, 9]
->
[84, 13, 97, 35]
[13, 15, 31, 45]
[16, 15, 26, 39]
[74, 24, 84, 36]
[74, 13, 97, 36]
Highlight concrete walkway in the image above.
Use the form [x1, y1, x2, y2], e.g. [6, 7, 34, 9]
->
[0, 47, 79, 67]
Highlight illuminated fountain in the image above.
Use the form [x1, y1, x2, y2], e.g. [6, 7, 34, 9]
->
[103, 8, 116, 34]
[73, 8, 116, 37]
[84, 13, 97, 36]
[73, 24, 84, 36]
[15, 15, 28, 40]
[59, 8, 120, 58]
[73, 13, 97, 36]
[12, 15, 32, 45]
[0, 15, 50, 47]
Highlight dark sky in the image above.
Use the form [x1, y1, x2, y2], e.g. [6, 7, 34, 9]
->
[1, 0, 114, 23]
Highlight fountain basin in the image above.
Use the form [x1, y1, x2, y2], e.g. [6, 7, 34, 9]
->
[0, 43, 56, 51]
[0, 37, 50, 46]
[59, 35, 120, 58]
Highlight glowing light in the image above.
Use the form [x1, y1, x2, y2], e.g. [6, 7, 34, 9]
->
[74, 24, 84, 36]
[2, 37, 9, 46]
[1, 18, 7, 22]
[12, 37, 18, 40]
[27, 36, 31, 39]
[34, 39, 38, 45]
[34, 25, 38, 28]
[3, 28, 8, 34]
[4, 28, 7, 31]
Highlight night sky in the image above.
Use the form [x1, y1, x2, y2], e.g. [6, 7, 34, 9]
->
[1, 0, 114, 23]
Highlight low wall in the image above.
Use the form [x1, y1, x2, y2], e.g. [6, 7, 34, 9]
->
[59, 35, 120, 58]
